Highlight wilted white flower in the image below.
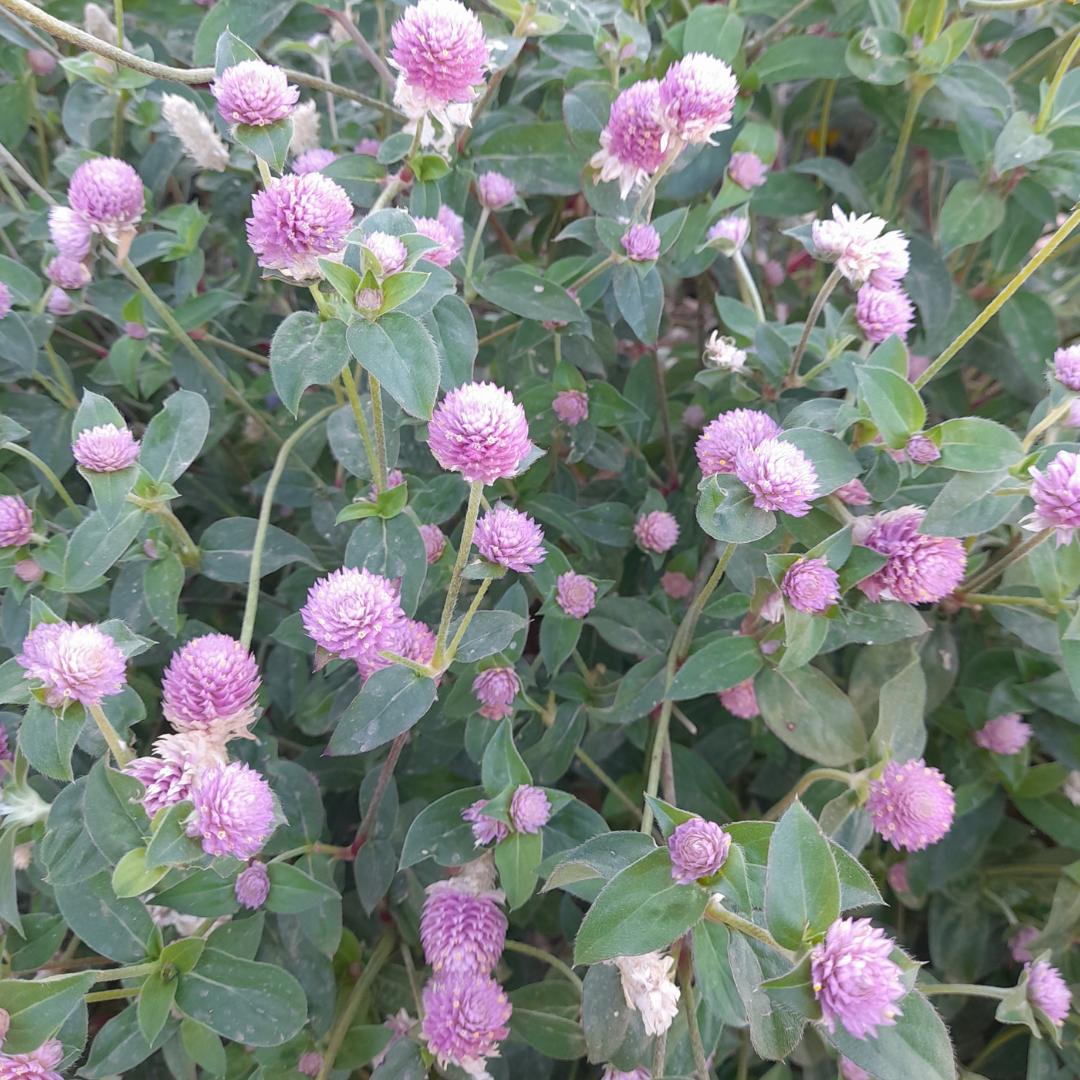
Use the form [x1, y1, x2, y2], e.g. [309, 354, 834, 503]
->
[289, 100, 321, 155]
[611, 952, 681, 1036]
[704, 331, 747, 372]
[162, 94, 229, 171]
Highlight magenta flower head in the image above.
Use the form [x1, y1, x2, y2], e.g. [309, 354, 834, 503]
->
[658, 53, 738, 146]
[867, 758, 955, 852]
[72, 423, 140, 473]
[556, 571, 597, 618]
[292, 147, 337, 175]
[0, 495, 32, 548]
[667, 817, 730, 885]
[68, 157, 144, 241]
[477, 171, 516, 210]
[421, 972, 511, 1076]
[811, 917, 905, 1040]
[662, 570, 693, 600]
[1024, 449, 1080, 545]
[364, 231, 408, 276]
[707, 214, 749, 253]
[905, 433, 940, 465]
[553, 389, 589, 426]
[728, 151, 767, 189]
[472, 666, 519, 721]
[886, 861, 909, 895]
[186, 761, 275, 860]
[301, 567, 407, 679]
[856, 506, 966, 603]
[14, 558, 42, 583]
[420, 523, 447, 564]
[49, 205, 92, 259]
[46, 255, 90, 290]
[391, 0, 488, 107]
[17, 621, 126, 709]
[622, 223, 661, 262]
[0, 1038, 64, 1080]
[782, 557, 840, 614]
[438, 205, 465, 248]
[246, 173, 353, 280]
[161, 633, 261, 735]
[356, 137, 381, 156]
[211, 60, 298, 126]
[399, 619, 437, 668]
[1025, 959, 1071, 1027]
[591, 80, 666, 199]
[0, 283, 10, 320]
[462, 798, 510, 845]
[1053, 345, 1080, 391]
[428, 382, 534, 485]
[474, 505, 545, 572]
[297, 1051, 323, 1078]
[412, 215, 462, 268]
[635, 510, 679, 553]
[1009, 925, 1039, 964]
[124, 731, 227, 818]
[235, 862, 270, 909]
[974, 712, 1032, 755]
[856, 284, 915, 344]
[735, 437, 819, 517]
[834, 478, 872, 506]
[719, 677, 758, 719]
[421, 880, 508, 975]
[695, 408, 780, 476]
[510, 785, 551, 834]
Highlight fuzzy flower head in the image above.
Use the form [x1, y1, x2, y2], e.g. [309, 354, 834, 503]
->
[1053, 345, 1080, 391]
[187, 761, 275, 860]
[68, 157, 144, 241]
[297, 1052, 323, 1078]
[556, 571, 597, 618]
[428, 382, 534, 485]
[553, 389, 589, 426]
[728, 151, 767, 189]
[0, 1038, 64, 1080]
[412, 215, 461, 268]
[695, 408, 780, 476]
[46, 290, 73, 316]
[905, 433, 940, 465]
[472, 666, 519, 721]
[635, 510, 679, 554]
[886, 861, 909, 895]
[1009, 925, 1040, 964]
[422, 972, 511, 1076]
[235, 862, 270, 909]
[867, 758, 955, 852]
[812, 206, 904, 286]
[622, 223, 661, 262]
[162, 633, 261, 735]
[974, 712, 1032, 755]
[46, 255, 90, 291]
[782, 557, 840, 614]
[391, 0, 488, 108]
[421, 880, 508, 975]
[591, 80, 666, 198]
[292, 147, 337, 175]
[1024, 449, 1080, 545]
[612, 952, 681, 1037]
[462, 798, 510, 845]
[868, 231, 910, 289]
[356, 137, 381, 156]
[125, 731, 228, 818]
[856, 284, 915, 344]
[811, 917, 905, 1040]
[735, 438, 819, 516]
[668, 817, 730, 884]
[364, 231, 408, 276]
[510, 785, 551, 834]
[72, 423, 139, 473]
[27, 49, 56, 77]
[835, 478, 872, 506]
[707, 214, 749, 253]
[212, 61, 298, 126]
[683, 403, 706, 429]
[662, 570, 693, 600]
[438, 205, 465, 248]
[0, 496, 32, 548]
[161, 94, 229, 171]
[658, 53, 738, 146]
[720, 677, 758, 719]
[477, 171, 516, 210]
[17, 621, 126, 709]
[399, 619, 437, 669]
[49, 205, 92, 259]
[474, 505, 545, 572]
[420, 523, 447, 564]
[704, 332, 747, 372]
[856, 506, 966, 603]
[1025, 960, 1071, 1027]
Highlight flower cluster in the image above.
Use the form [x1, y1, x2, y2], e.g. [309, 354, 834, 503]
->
[867, 758, 955, 852]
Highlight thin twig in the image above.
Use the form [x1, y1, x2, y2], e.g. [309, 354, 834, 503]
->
[318, 6, 394, 90]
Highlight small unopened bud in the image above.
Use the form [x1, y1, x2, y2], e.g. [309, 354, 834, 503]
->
[142, 539, 159, 560]
[27, 49, 56, 76]
[356, 287, 383, 314]
[124, 321, 148, 339]
[14, 558, 43, 583]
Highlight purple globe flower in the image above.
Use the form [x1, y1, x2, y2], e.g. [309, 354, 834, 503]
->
[0, 283, 10, 320]
[782, 557, 840, 614]
[867, 231, 910, 289]
[420, 523, 447, 564]
[211, 61, 299, 126]
[14, 558, 42, 583]
[719, 678, 758, 719]
[428, 382, 534, 485]
[162, 633, 261, 734]
[695, 408, 780, 476]
[1009, 925, 1039, 963]
[421, 880, 507, 975]
[46, 255, 90, 290]
[27, 49, 56, 77]
[438, 205, 465, 248]
[667, 817, 730, 884]
[399, 619, 437, 668]
[477, 171, 516, 210]
[356, 137, 381, 155]
[391, 0, 488, 107]
[590, 80, 666, 198]
[46, 289, 73, 316]
[905, 433, 940, 464]
[658, 53, 738, 146]
[124, 321, 147, 339]
[635, 510, 679, 553]
[728, 151, 767, 189]
[72, 423, 140, 473]
[556, 571, 597, 618]
[1025, 959, 1071, 1026]
[622, 223, 660, 262]
[68, 157, 144, 240]
[510, 785, 551, 834]
[297, 1051, 323, 1078]
[974, 712, 1032, 755]
[553, 389, 589, 426]
[0, 1038, 64, 1080]
[364, 231, 408, 276]
[856, 506, 966, 603]
[462, 798, 510, 845]
[235, 862, 271, 909]
[124, 732, 227, 818]
[735, 437, 819, 517]
[811, 917, 905, 1040]
[413, 215, 462, 267]
[17, 621, 126, 708]
[707, 214, 749, 252]
[834, 478, 872, 506]
[0, 495, 32, 548]
[886, 861, 909, 895]
[856, 284, 915, 344]
[186, 761, 275, 860]
[662, 570, 693, 600]
[421, 972, 511, 1075]
[1053, 345, 1080, 391]
[867, 758, 955, 852]
[474, 505, 545, 572]
[292, 147, 337, 175]
[472, 666, 519, 721]
[1024, 449, 1080, 545]
[49, 205, 92, 259]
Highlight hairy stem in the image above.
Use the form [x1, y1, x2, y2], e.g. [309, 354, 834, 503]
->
[920, 982, 1008, 1000]
[445, 578, 492, 660]
[764, 768, 856, 821]
[1035, 25, 1080, 132]
[679, 953, 710, 1080]
[961, 529, 1052, 595]
[87, 701, 133, 766]
[1, 441, 81, 516]
[339, 365, 382, 487]
[786, 266, 842, 383]
[433, 480, 484, 667]
[463, 206, 490, 301]
[704, 902, 795, 961]
[732, 249, 766, 322]
[882, 81, 928, 216]
[369, 376, 389, 493]
[351, 733, 409, 855]
[318, 6, 395, 90]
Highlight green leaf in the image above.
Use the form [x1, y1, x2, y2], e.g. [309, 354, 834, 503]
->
[112, 847, 168, 897]
[752, 36, 849, 84]
[152, 868, 240, 917]
[470, 122, 588, 196]
[213, 28, 259, 74]
[846, 28, 913, 85]
[346, 312, 440, 420]
[993, 113, 1053, 176]
[474, 268, 582, 323]
[63, 509, 143, 592]
[680, 4, 744, 63]
[542, 831, 656, 895]
[481, 719, 532, 794]
[399, 786, 485, 869]
[18, 700, 82, 782]
[697, 474, 776, 544]
[495, 831, 542, 910]
[779, 606, 830, 671]
[453, 609, 528, 663]
[918, 17, 976, 75]
[934, 417, 1022, 472]
[140, 389, 210, 484]
[670, 636, 762, 700]
[265, 862, 340, 913]
[938, 180, 1005, 255]
[612, 263, 662, 344]
[270, 311, 351, 415]
[143, 553, 185, 636]
[778, 428, 861, 495]
[692, 921, 749, 1027]
[856, 364, 926, 448]
[0, 973, 96, 1054]
[234, 118, 293, 172]
[326, 666, 437, 756]
[53, 873, 159, 963]
[199, 516, 320, 582]
[760, 953, 822, 1020]
[508, 982, 585, 1060]
[145, 801, 205, 869]
[136, 973, 176, 1046]
[180, 1018, 226, 1075]
[0, 827, 23, 935]
[728, 932, 804, 1060]
[83, 761, 148, 864]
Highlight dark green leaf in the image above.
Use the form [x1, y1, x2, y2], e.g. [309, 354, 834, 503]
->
[327, 666, 437, 756]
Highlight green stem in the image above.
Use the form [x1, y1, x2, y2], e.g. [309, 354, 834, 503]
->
[129, 497, 200, 566]
[967, 1026, 1027, 1072]
[679, 955, 710, 1080]
[923, 0, 947, 42]
[568, 253, 616, 294]
[93, 961, 158, 983]
[764, 768, 855, 822]
[732, 249, 765, 321]
[433, 480, 483, 667]
[445, 578, 492, 660]
[1, 441, 81, 516]
[749, 0, 817, 50]
[0, 163, 25, 211]
[961, 529, 1052, 595]
[1035, 25, 1080, 132]
[268, 842, 352, 864]
[463, 206, 490, 301]
[816, 79, 836, 161]
[370, 175, 405, 212]
[786, 266, 842, 383]
[574, 747, 642, 821]
[85, 987, 137, 1003]
[883, 81, 928, 216]
[0, 138, 53, 203]
[88, 701, 133, 766]
[478, 320, 522, 347]
[1022, 395, 1077, 451]
[920, 982, 1008, 1000]
[794, 336, 854, 388]
[961, 592, 1060, 613]
[1009, 18, 1080, 83]
[704, 902, 795, 961]
[43, 342, 78, 407]
[502, 940, 583, 993]
[369, 376, 389, 493]
[340, 365, 382, 488]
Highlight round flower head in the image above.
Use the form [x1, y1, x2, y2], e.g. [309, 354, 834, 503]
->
[300, 567, 407, 679]
[421, 880, 507, 975]
[856, 284, 915, 344]
[704, 332, 747, 372]
[161, 93, 230, 172]
[974, 712, 1032, 755]
[635, 510, 679, 554]
[668, 817, 730, 884]
[510, 785, 551, 834]
[246, 173, 354, 280]
[782, 557, 840, 614]
[438, 205, 465, 248]
[613, 952, 680, 1037]
[297, 1051, 323, 1078]
[124, 321, 147, 339]
[399, 619, 437, 668]
[707, 214, 749, 253]
[735, 437, 819, 517]
[720, 677, 758, 719]
[886, 861, 909, 895]
[661, 570, 693, 600]
[428, 382, 534, 485]
[835, 478, 872, 506]
[72, 423, 140, 472]
[17, 621, 126, 708]
[811, 205, 894, 286]
[421, 973, 511, 1075]
[658, 53, 738, 146]
[289, 99, 320, 154]
[14, 558, 43, 583]
[125, 731, 228, 817]
[867, 758, 955, 852]
[46, 255, 90, 290]
[462, 798, 510, 845]
[186, 761, 275, 860]
[728, 151, 767, 189]
[0, 1037, 64, 1080]
[27, 48, 56, 77]
[1053, 345, 1080, 391]
[161, 633, 262, 734]
[368, 469, 405, 501]
[472, 666, 519, 721]
[356, 137, 381, 156]
[622, 223, 660, 262]
[477, 171, 516, 210]
[1009, 925, 1040, 964]
[553, 389, 589, 426]
[556, 571, 597, 618]
[420, 523, 447, 564]
[292, 147, 337, 175]
[412, 215, 461, 267]
[235, 862, 270, 909]
[867, 231, 910, 289]
[590, 80, 666, 199]
[364, 231, 408, 276]
[211, 60, 299, 126]
[68, 157, 144, 240]
[695, 408, 780, 476]
[905, 433, 940, 465]
[46, 289, 73, 316]
[0, 495, 32, 548]
[1024, 449, 1080, 545]
[683, 403, 706, 429]
[356, 287, 383, 313]
[391, 0, 488, 108]
[49, 205, 93, 259]
[0, 283, 10, 320]
[474, 505, 545, 572]
[1025, 959, 1071, 1026]
[811, 917, 905, 1040]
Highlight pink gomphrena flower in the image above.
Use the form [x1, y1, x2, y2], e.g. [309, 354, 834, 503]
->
[782, 557, 840, 614]
[472, 666, 519, 721]
[364, 231, 408, 276]
[707, 214, 749, 253]
[1009, 925, 1040, 964]
[719, 678, 758, 719]
[728, 151, 767, 190]
[477, 171, 516, 211]
[590, 80, 667, 199]
[291, 147, 338, 175]
[1025, 959, 1072, 1027]
[613, 952, 681, 1037]
[246, 173, 354, 280]
[438, 205, 465, 249]
[811, 917, 905, 1040]
[428, 382, 534, 485]
[905, 433, 940, 465]
[45, 255, 90, 290]
[356, 286, 383, 313]
[371, 1010, 414, 1071]
[1053, 344, 1080, 390]
[161, 94, 230, 172]
[602, 1068, 651, 1080]
[856, 506, 966, 603]
[658, 52, 738, 147]
[667, 817, 731, 885]
[421, 877, 508, 975]
[235, 862, 270, 909]
[510, 785, 551, 834]
[421, 972, 511, 1076]
[1024, 449, 1080, 545]
[161, 633, 261, 735]
[300, 567, 407, 679]
[556, 571, 597, 618]
[553, 389, 589, 426]
[704, 332, 747, 372]
[68, 157, 144, 242]
[811, 205, 906, 286]
[974, 712, 1033, 755]
[0, 283, 10, 320]
[125, 731, 228, 817]
[635, 510, 679, 554]
[0, 495, 32, 548]
[297, 1051, 323, 1078]
[474, 505, 545, 572]
[834, 478, 872, 506]
[0, 1038, 65, 1080]
[368, 468, 406, 500]
[186, 761, 275, 860]
[391, 0, 488, 108]
[17, 621, 126, 709]
[399, 619, 437, 668]
[462, 798, 510, 845]
[46, 289, 73, 316]
[412, 215, 461, 268]
[762, 257, 785, 287]
[661, 570, 693, 600]
[49, 205, 92, 259]
[840, 1058, 873, 1080]
[695, 408, 780, 476]
[867, 758, 955, 852]
[27, 48, 56, 77]
[856, 284, 916, 344]
[211, 60, 299, 126]
[14, 558, 43, 583]
[355, 137, 381, 156]
[72, 423, 140, 473]
[886, 861, 909, 895]
[682, 403, 706, 429]
[867, 231, 910, 289]
[420, 523, 447, 564]
[735, 438, 819, 517]
[124, 321, 148, 339]
[622, 223, 661, 262]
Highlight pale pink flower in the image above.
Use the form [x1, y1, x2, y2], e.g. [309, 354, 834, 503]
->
[667, 818, 730, 884]
[556, 571, 597, 618]
[590, 80, 666, 198]
[390, 0, 488, 108]
[211, 61, 299, 126]
[974, 713, 1032, 755]
[622, 223, 660, 262]
[782, 557, 839, 613]
[553, 389, 589, 426]
[49, 205, 92, 259]
[72, 423, 140, 472]
[474, 505, 545, 572]
[17, 621, 126, 708]
[46, 255, 90, 290]
[719, 678, 758, 719]
[658, 53, 738, 146]
[161, 634, 261, 735]
[704, 332, 747, 372]
[472, 666, 519, 721]
[1025, 959, 1071, 1026]
[856, 284, 915, 343]
[421, 973, 511, 1076]
[68, 157, 144, 240]
[462, 798, 510, 845]
[728, 151, 767, 189]
[292, 147, 338, 175]
[413, 215, 462, 267]
[420, 523, 447, 564]
[0, 496, 32, 548]
[707, 214, 749, 252]
[510, 785, 550, 833]
[834, 478, 872, 505]
[735, 438, 819, 516]
[1024, 449, 1080, 545]
[186, 761, 275, 860]
[477, 171, 516, 210]
[635, 510, 679, 553]
[695, 408, 779, 476]
[1053, 345, 1080, 391]
[857, 506, 966, 603]
[1009, 925, 1040, 964]
[867, 759, 955, 852]
[661, 571, 693, 600]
